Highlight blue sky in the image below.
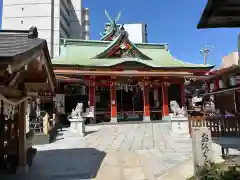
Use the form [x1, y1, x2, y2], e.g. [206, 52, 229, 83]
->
[0, 0, 239, 67]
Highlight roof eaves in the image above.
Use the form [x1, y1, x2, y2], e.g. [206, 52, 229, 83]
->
[60, 38, 110, 46]
[197, 0, 213, 29]
[173, 58, 215, 68]
[135, 43, 168, 49]
[197, 0, 225, 29]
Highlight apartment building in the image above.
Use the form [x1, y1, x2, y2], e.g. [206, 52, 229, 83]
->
[221, 51, 239, 68]
[1, 0, 90, 57]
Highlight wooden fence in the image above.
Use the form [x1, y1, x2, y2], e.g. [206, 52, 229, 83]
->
[189, 116, 240, 137]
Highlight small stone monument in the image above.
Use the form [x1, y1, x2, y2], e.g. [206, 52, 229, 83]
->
[192, 127, 213, 178]
[69, 103, 85, 136]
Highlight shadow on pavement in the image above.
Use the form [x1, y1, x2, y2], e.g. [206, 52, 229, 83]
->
[84, 130, 98, 136]
[3, 148, 106, 180]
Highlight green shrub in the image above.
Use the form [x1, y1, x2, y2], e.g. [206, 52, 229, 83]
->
[219, 166, 240, 180]
[187, 163, 240, 180]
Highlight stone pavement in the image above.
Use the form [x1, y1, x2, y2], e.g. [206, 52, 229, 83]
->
[4, 123, 240, 180]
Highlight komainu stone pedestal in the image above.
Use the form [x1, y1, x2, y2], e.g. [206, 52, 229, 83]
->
[170, 115, 190, 138]
[69, 118, 85, 136]
[143, 116, 151, 122]
[110, 117, 118, 123]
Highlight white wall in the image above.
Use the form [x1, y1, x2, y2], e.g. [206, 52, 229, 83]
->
[2, 0, 54, 55]
[124, 23, 147, 43]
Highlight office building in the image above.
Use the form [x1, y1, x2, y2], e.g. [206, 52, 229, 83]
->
[1, 0, 90, 57]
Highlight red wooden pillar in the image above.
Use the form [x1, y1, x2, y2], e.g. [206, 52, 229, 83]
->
[214, 79, 219, 90]
[89, 82, 96, 124]
[110, 80, 117, 123]
[143, 84, 150, 121]
[88, 77, 96, 124]
[180, 83, 185, 107]
[206, 81, 210, 92]
[89, 76, 96, 106]
[89, 84, 95, 107]
[162, 82, 169, 120]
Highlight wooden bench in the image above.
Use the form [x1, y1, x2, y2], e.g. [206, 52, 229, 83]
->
[221, 144, 240, 159]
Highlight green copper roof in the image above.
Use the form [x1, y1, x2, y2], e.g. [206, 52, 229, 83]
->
[52, 38, 214, 69]
[95, 27, 152, 60]
[100, 22, 117, 40]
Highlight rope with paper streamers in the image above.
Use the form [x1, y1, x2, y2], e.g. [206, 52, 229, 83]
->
[0, 93, 31, 106]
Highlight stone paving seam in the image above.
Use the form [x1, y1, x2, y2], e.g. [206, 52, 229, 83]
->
[155, 157, 193, 179]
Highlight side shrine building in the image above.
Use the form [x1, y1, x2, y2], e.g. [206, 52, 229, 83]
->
[52, 13, 214, 123]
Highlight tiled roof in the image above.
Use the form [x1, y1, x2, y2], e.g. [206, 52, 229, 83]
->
[0, 28, 57, 91]
[0, 29, 45, 58]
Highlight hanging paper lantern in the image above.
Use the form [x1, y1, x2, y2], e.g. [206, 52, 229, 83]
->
[110, 81, 116, 87]
[125, 85, 128, 92]
[230, 76, 236, 86]
[163, 81, 170, 86]
[210, 83, 215, 90]
[154, 88, 159, 101]
[219, 80, 225, 89]
[130, 85, 133, 91]
[81, 85, 86, 95]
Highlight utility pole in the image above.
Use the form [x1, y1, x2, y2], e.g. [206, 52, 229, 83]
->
[200, 45, 212, 65]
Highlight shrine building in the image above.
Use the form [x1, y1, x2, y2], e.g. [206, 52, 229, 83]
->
[52, 13, 214, 123]
[196, 0, 240, 114]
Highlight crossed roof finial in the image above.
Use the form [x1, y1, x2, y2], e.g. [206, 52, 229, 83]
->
[105, 9, 121, 24]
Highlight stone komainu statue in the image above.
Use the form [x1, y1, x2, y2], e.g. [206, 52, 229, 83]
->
[71, 103, 83, 118]
[169, 100, 185, 116]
